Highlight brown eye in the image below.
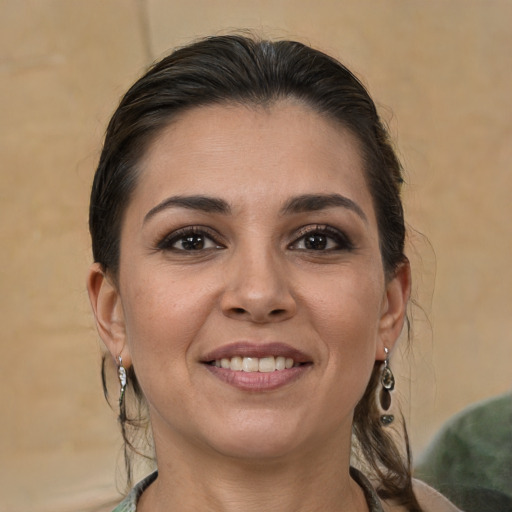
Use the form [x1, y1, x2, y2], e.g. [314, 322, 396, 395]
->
[290, 225, 354, 252]
[304, 233, 328, 250]
[179, 234, 207, 250]
[157, 227, 224, 252]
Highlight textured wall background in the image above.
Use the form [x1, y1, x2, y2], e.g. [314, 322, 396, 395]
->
[1, 1, 511, 510]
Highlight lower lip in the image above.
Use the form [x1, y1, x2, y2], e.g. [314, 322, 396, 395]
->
[204, 364, 311, 391]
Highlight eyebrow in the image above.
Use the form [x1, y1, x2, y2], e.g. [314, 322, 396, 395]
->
[280, 193, 368, 222]
[143, 192, 367, 224]
[144, 195, 231, 223]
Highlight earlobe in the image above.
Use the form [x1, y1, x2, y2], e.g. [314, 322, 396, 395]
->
[86, 263, 131, 366]
[377, 260, 411, 360]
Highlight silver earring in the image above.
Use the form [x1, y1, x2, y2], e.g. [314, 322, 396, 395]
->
[117, 355, 127, 408]
[379, 347, 395, 426]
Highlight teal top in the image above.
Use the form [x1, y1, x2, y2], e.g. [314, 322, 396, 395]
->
[111, 471, 157, 512]
[111, 467, 384, 511]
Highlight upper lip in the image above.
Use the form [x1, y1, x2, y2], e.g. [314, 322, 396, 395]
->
[201, 342, 312, 364]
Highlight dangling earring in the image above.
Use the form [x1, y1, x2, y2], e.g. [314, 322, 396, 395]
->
[379, 347, 395, 426]
[117, 355, 127, 409]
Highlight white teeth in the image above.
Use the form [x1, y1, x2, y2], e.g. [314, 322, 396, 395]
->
[212, 355, 299, 372]
[230, 356, 243, 371]
[275, 356, 286, 370]
[258, 357, 275, 373]
[242, 357, 259, 372]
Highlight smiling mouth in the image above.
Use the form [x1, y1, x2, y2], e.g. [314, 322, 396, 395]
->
[208, 356, 304, 373]
[202, 343, 312, 390]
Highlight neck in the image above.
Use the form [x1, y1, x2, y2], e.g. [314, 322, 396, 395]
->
[138, 430, 369, 512]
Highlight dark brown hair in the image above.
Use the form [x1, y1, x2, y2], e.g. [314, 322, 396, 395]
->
[91, 33, 420, 509]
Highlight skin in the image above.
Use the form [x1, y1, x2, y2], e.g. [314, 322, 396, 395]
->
[88, 101, 412, 512]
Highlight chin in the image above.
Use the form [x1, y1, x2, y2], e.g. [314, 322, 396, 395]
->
[202, 412, 315, 461]
[213, 435, 302, 461]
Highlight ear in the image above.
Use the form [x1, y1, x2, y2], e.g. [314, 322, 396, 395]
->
[86, 263, 131, 367]
[376, 259, 411, 360]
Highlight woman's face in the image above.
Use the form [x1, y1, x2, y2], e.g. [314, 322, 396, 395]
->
[89, 101, 409, 461]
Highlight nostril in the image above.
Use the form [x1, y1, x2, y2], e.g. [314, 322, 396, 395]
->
[232, 307, 246, 315]
[270, 309, 287, 316]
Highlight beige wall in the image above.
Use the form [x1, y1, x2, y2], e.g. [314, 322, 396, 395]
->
[1, 1, 511, 510]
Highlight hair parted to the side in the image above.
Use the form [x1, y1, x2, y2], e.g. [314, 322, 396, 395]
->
[91, 33, 420, 509]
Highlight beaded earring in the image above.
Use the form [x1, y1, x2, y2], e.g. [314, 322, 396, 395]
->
[379, 347, 395, 426]
[117, 355, 127, 409]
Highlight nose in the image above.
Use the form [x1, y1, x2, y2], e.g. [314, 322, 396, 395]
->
[220, 248, 297, 324]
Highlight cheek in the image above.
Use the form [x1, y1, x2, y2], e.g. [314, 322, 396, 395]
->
[305, 266, 383, 332]
[119, 273, 217, 418]
[120, 268, 215, 370]
[301, 267, 384, 372]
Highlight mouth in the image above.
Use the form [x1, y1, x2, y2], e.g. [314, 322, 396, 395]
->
[201, 342, 312, 391]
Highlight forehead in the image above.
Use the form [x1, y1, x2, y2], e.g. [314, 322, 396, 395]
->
[133, 101, 375, 218]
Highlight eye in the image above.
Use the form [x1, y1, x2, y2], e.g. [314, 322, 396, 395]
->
[174, 233, 215, 251]
[157, 227, 224, 252]
[289, 225, 354, 252]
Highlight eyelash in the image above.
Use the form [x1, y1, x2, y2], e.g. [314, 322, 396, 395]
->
[156, 226, 224, 252]
[156, 224, 354, 253]
[289, 225, 354, 252]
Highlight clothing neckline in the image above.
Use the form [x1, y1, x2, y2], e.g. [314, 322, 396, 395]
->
[350, 467, 385, 512]
[112, 466, 384, 512]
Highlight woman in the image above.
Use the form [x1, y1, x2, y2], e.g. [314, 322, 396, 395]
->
[87, 34, 460, 511]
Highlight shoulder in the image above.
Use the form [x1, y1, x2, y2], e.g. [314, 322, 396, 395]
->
[350, 467, 460, 512]
[412, 479, 463, 512]
[381, 480, 462, 512]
